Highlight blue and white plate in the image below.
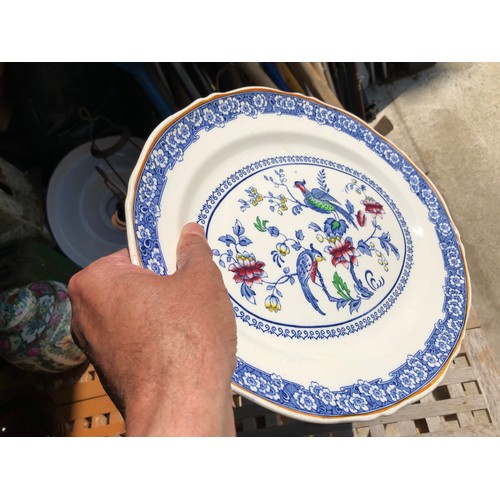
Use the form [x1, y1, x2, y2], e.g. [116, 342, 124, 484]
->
[126, 88, 470, 423]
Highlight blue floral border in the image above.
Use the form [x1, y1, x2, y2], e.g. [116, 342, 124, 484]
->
[132, 90, 468, 417]
[198, 155, 414, 339]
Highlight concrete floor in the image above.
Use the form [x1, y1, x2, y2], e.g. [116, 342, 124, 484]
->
[366, 62, 500, 366]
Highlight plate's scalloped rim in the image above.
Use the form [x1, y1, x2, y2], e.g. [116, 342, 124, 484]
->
[125, 86, 472, 424]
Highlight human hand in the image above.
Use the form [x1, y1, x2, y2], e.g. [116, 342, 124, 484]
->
[68, 223, 237, 436]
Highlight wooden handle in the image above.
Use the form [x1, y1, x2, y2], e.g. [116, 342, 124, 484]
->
[276, 63, 305, 93]
[288, 62, 344, 109]
[236, 62, 278, 89]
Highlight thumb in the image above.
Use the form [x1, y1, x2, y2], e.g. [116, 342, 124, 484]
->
[175, 222, 213, 271]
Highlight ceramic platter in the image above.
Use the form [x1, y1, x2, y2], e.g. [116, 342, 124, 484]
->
[126, 88, 470, 423]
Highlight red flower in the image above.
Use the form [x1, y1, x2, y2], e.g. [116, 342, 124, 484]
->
[27, 347, 40, 357]
[356, 210, 366, 227]
[327, 237, 360, 268]
[362, 198, 385, 217]
[229, 251, 267, 286]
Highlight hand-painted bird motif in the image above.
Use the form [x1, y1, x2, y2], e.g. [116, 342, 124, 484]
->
[294, 180, 356, 227]
[297, 244, 336, 315]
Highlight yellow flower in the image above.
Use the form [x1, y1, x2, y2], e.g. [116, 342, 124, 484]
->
[276, 242, 290, 256]
[248, 186, 263, 204]
[316, 234, 324, 243]
[265, 295, 281, 313]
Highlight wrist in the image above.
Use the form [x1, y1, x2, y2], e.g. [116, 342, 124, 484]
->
[124, 383, 236, 437]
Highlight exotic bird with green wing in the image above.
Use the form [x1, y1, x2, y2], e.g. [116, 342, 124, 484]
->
[294, 179, 356, 227]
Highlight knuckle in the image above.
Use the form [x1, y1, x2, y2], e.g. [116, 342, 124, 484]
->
[67, 271, 84, 299]
[67, 267, 94, 300]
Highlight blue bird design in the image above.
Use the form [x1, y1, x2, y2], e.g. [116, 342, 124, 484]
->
[297, 244, 336, 315]
[294, 180, 356, 227]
